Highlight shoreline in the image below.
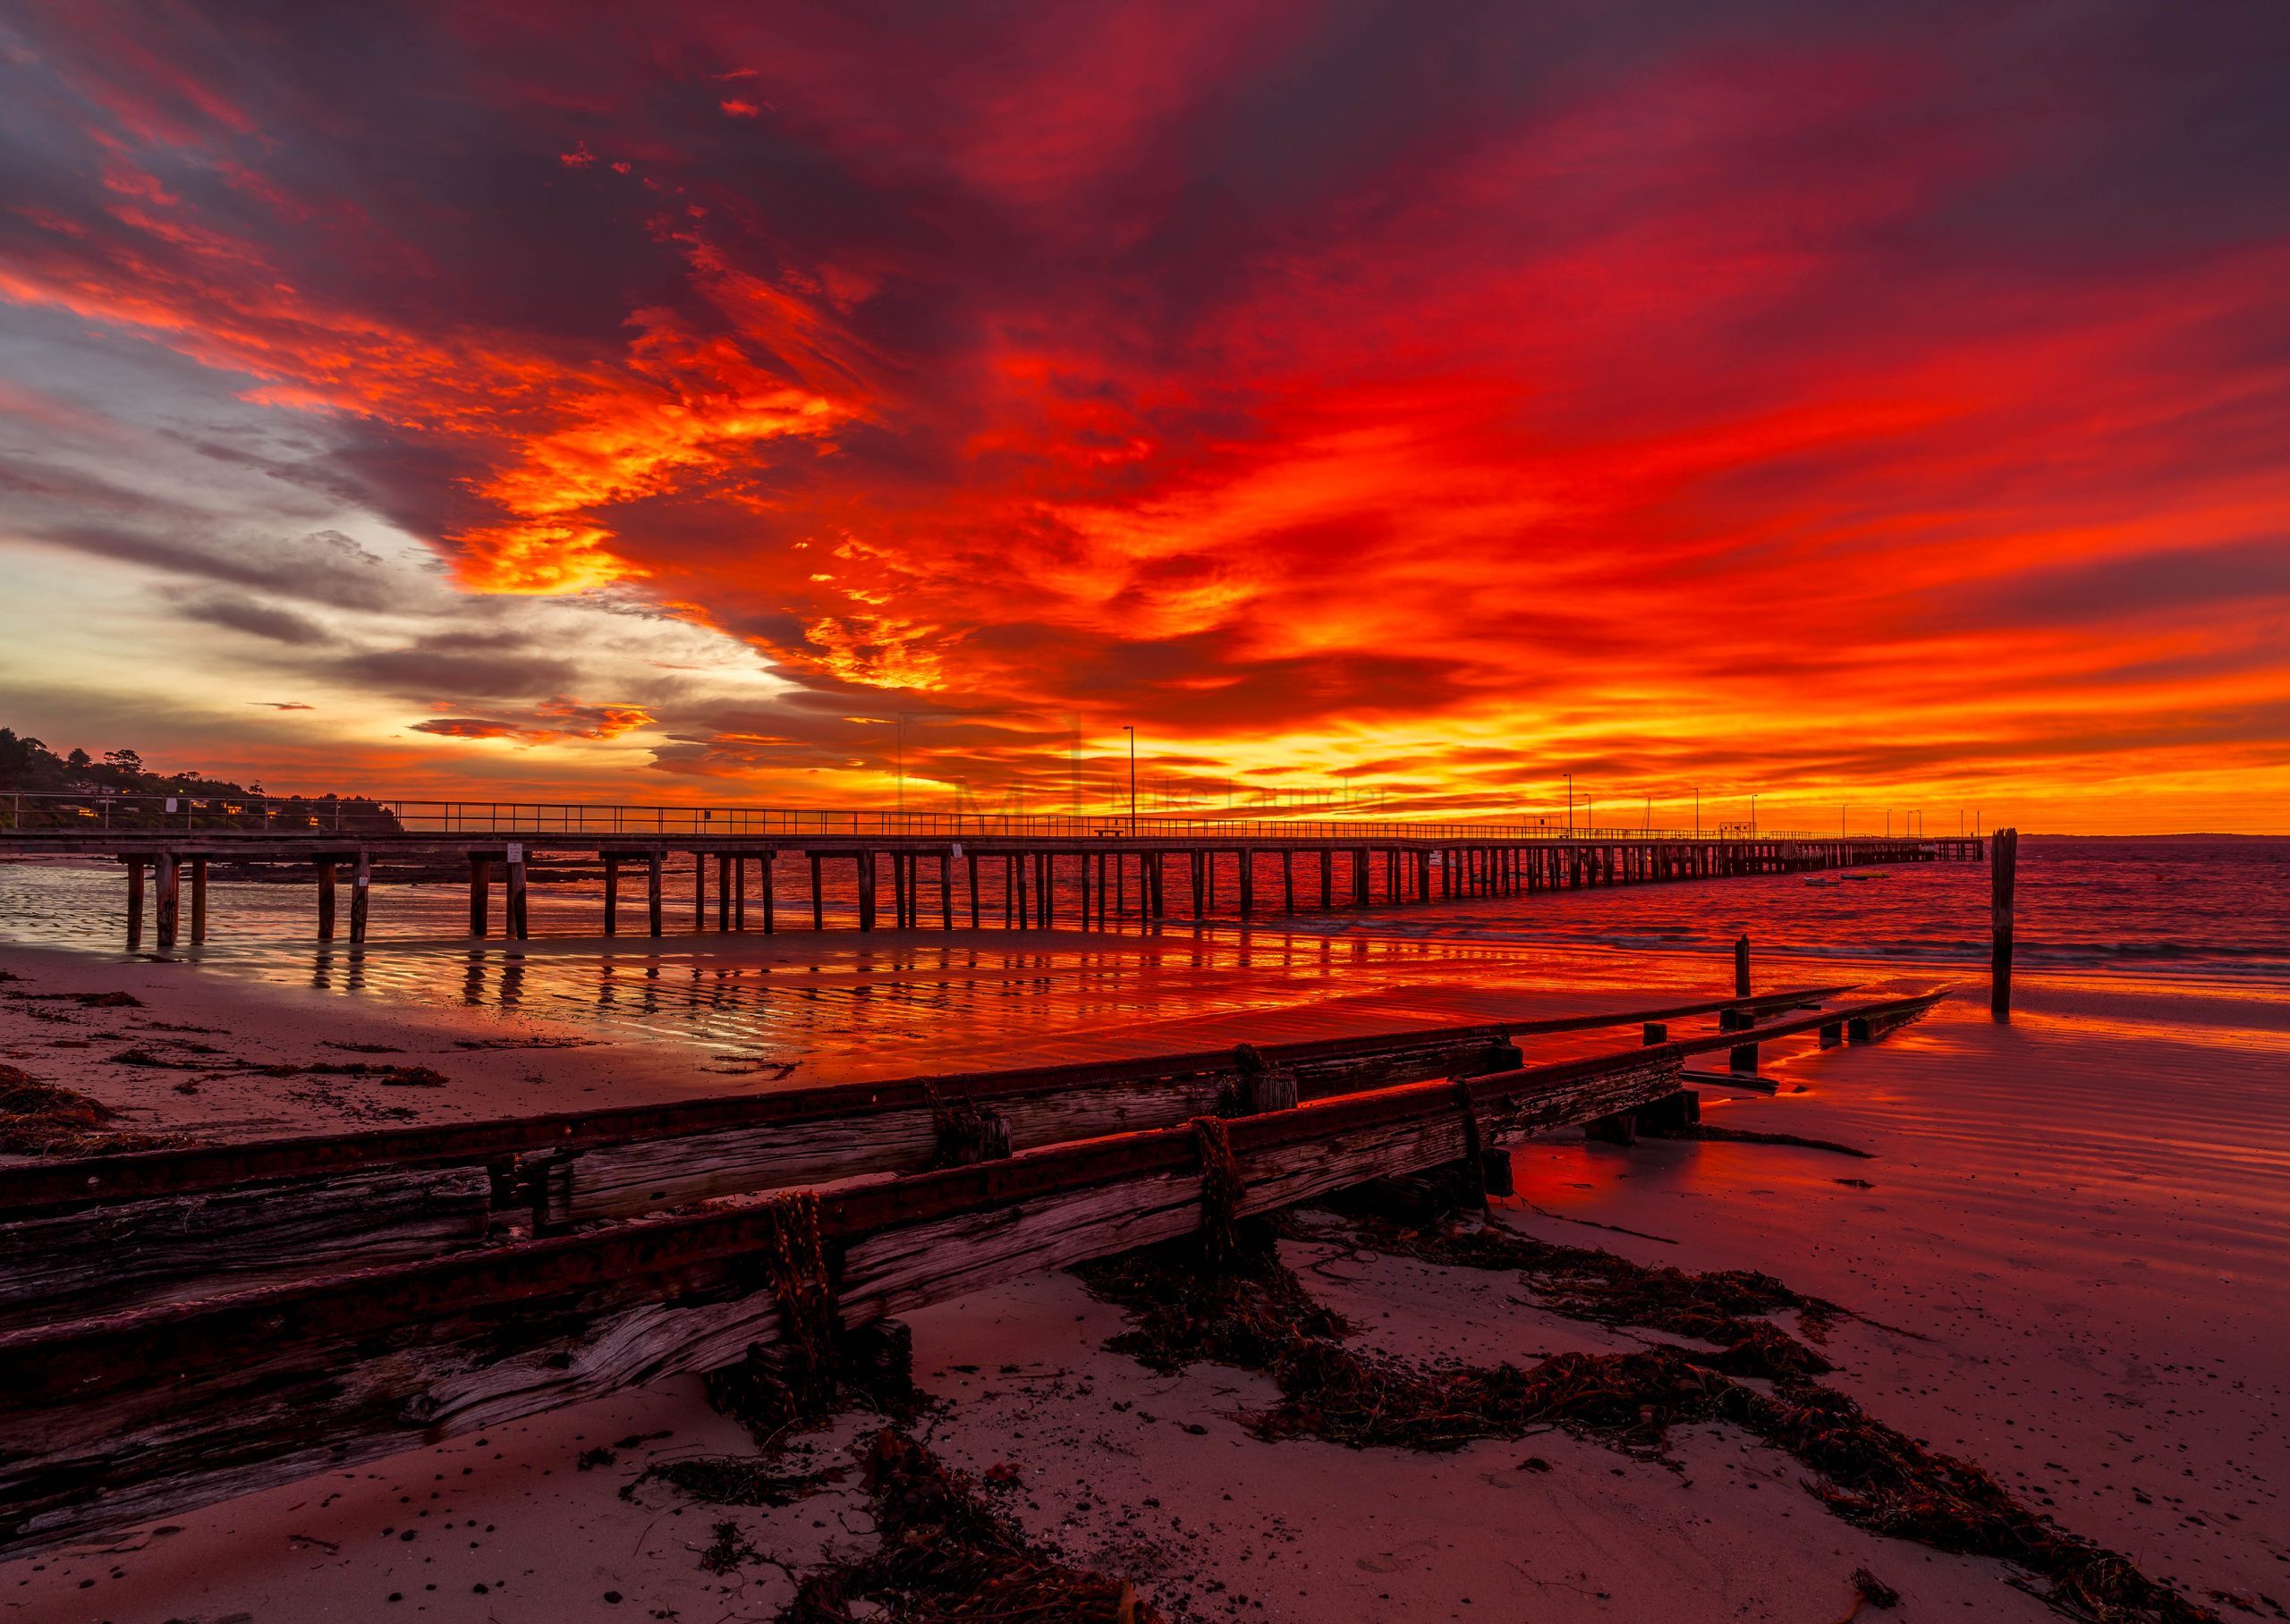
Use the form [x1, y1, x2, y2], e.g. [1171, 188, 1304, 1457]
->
[0, 924, 2284, 1620]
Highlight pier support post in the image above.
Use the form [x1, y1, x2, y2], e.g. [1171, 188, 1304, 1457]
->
[350, 849, 371, 943]
[858, 851, 878, 930]
[717, 854, 733, 932]
[940, 851, 954, 929]
[760, 851, 776, 934]
[602, 853, 619, 935]
[1990, 827, 2018, 1019]
[505, 844, 529, 940]
[693, 852, 706, 930]
[315, 859, 336, 941]
[967, 850, 980, 928]
[468, 855, 488, 937]
[811, 852, 825, 930]
[646, 851, 664, 937]
[124, 856, 145, 948]
[190, 857, 208, 943]
[154, 852, 179, 950]
[1734, 934, 1751, 998]
[1282, 850, 1293, 912]
[1319, 848, 1333, 907]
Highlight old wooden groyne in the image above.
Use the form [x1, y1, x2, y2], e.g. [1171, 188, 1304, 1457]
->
[0, 979, 1946, 1557]
[1, 793, 1983, 946]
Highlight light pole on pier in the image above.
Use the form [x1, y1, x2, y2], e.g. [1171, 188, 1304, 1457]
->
[1122, 726, 1136, 835]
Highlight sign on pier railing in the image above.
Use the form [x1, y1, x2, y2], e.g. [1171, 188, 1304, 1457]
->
[0, 790, 1841, 845]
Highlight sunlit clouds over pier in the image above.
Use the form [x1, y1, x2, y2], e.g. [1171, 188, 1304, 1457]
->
[3, 3, 2286, 831]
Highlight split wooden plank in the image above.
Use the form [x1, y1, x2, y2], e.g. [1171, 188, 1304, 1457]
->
[0, 1047, 1682, 1559]
[0, 1166, 489, 1333]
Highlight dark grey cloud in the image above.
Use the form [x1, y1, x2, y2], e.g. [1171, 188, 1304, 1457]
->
[172, 590, 333, 645]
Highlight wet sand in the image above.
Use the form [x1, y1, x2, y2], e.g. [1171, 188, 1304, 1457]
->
[2, 920, 2284, 1621]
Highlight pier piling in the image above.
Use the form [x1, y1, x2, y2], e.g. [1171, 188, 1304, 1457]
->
[154, 852, 179, 950]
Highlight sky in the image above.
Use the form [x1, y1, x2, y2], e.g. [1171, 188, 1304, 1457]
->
[1, 2, 2286, 833]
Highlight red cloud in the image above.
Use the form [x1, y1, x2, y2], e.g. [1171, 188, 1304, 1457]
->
[5, 4, 2289, 827]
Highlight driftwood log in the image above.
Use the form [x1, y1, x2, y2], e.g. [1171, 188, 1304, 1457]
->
[0, 987, 1861, 1327]
[0, 1045, 1692, 1557]
[0, 992, 1953, 1559]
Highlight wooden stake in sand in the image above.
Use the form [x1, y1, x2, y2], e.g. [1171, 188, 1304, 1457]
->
[1990, 827, 2018, 1019]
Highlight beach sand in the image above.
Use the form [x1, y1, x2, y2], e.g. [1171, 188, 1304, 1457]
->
[2, 924, 2284, 1621]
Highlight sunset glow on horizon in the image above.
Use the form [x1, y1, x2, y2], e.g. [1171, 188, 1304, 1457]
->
[3, 3, 2286, 833]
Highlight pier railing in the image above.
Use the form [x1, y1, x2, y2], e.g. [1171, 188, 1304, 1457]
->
[0, 790, 1823, 844]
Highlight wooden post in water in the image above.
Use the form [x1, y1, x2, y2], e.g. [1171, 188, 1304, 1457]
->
[693, 852, 707, 930]
[190, 857, 208, 943]
[858, 851, 878, 930]
[939, 850, 953, 929]
[1729, 935, 1754, 1072]
[350, 850, 371, 944]
[315, 859, 336, 942]
[810, 852, 826, 930]
[468, 855, 488, 937]
[967, 850, 980, 928]
[154, 852, 179, 950]
[1990, 827, 2018, 1019]
[646, 851, 664, 937]
[760, 850, 776, 934]
[601, 854, 619, 936]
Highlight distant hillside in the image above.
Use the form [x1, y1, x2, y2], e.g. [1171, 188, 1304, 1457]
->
[0, 727, 272, 799]
[0, 727, 399, 832]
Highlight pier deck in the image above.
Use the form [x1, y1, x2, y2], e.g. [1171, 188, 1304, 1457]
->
[1, 792, 1982, 948]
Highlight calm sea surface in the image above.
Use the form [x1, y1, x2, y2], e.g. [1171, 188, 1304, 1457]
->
[3, 835, 2281, 979]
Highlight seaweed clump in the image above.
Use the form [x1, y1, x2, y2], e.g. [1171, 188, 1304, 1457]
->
[1314, 1166, 1841, 1366]
[0, 1066, 174, 1156]
[1074, 1180, 2215, 1624]
[779, 1429, 1161, 1624]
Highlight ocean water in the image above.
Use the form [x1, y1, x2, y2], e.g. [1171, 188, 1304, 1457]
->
[1285, 835, 2290, 981]
[2, 836, 2281, 980]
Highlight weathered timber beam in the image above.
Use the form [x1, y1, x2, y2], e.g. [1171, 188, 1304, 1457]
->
[0, 984, 1862, 1220]
[0, 1166, 490, 1333]
[0, 1047, 1682, 1558]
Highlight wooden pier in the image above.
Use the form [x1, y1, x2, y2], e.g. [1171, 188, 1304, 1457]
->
[0, 981, 1948, 1557]
[1, 793, 1983, 948]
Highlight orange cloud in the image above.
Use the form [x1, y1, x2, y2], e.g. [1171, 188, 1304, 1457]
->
[2, 2, 2286, 831]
